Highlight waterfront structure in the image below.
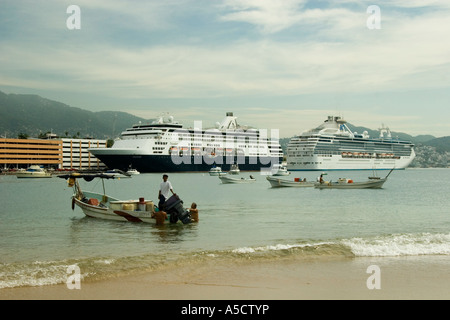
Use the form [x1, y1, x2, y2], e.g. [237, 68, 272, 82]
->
[0, 137, 106, 171]
[62, 138, 107, 170]
[0, 138, 63, 169]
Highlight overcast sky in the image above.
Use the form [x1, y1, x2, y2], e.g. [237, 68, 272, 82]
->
[1, 0, 450, 137]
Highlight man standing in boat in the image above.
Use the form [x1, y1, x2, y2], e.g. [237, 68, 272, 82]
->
[158, 174, 175, 209]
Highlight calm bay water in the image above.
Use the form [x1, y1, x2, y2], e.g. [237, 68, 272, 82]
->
[1, 169, 449, 288]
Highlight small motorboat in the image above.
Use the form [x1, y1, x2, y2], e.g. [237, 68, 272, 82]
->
[126, 168, 140, 175]
[58, 173, 191, 224]
[266, 176, 314, 188]
[209, 166, 223, 176]
[228, 164, 240, 175]
[219, 174, 256, 184]
[270, 164, 290, 176]
[16, 165, 52, 178]
[104, 169, 132, 178]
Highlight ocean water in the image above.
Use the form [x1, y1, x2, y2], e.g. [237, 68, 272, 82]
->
[0, 168, 449, 289]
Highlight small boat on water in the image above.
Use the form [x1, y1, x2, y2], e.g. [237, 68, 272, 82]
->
[271, 164, 290, 176]
[228, 164, 240, 175]
[219, 174, 256, 184]
[314, 169, 394, 189]
[58, 173, 192, 224]
[104, 169, 132, 178]
[126, 168, 140, 175]
[266, 176, 314, 188]
[16, 165, 52, 178]
[209, 166, 223, 176]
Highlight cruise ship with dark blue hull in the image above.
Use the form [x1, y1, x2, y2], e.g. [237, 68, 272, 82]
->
[89, 113, 283, 173]
[92, 154, 281, 173]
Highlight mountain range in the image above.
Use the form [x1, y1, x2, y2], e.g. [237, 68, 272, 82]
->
[0, 90, 144, 140]
[1, 90, 449, 158]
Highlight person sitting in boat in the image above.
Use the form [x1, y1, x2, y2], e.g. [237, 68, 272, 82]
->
[158, 174, 175, 209]
[151, 210, 168, 226]
[318, 173, 324, 184]
[189, 202, 199, 222]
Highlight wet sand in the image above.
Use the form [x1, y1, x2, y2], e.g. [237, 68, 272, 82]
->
[1, 255, 449, 300]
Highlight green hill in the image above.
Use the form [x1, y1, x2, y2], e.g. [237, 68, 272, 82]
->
[1, 90, 448, 161]
[424, 136, 450, 152]
[0, 90, 145, 139]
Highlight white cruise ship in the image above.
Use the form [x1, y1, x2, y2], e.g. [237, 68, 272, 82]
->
[89, 112, 283, 173]
[286, 116, 415, 171]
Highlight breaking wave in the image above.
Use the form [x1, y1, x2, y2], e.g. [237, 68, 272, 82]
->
[1, 232, 448, 289]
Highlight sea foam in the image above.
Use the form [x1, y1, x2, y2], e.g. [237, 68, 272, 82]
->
[341, 232, 450, 257]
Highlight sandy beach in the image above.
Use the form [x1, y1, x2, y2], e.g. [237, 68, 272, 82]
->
[1, 255, 448, 300]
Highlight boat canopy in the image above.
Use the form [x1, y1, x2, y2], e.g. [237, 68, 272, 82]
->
[57, 173, 117, 182]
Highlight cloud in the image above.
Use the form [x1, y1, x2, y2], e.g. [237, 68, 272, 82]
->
[220, 0, 308, 34]
[1, 0, 450, 136]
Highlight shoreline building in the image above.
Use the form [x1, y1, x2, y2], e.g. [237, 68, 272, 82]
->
[0, 137, 107, 171]
[0, 138, 63, 170]
[62, 138, 107, 170]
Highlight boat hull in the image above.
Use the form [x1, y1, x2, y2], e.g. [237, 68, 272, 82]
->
[74, 198, 156, 223]
[288, 153, 414, 171]
[16, 173, 52, 178]
[314, 179, 387, 189]
[219, 176, 256, 184]
[266, 176, 314, 188]
[90, 153, 282, 173]
[272, 172, 290, 176]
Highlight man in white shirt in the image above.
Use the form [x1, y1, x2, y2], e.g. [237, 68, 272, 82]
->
[158, 174, 175, 209]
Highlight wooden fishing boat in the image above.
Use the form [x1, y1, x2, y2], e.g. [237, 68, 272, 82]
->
[266, 176, 314, 188]
[219, 174, 256, 184]
[58, 173, 191, 223]
[314, 169, 394, 189]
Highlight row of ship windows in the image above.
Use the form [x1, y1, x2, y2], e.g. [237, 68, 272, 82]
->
[288, 153, 407, 159]
[289, 162, 321, 165]
[153, 144, 271, 150]
[289, 149, 411, 156]
[127, 134, 278, 143]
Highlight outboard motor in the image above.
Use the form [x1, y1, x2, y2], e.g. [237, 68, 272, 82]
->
[164, 195, 191, 224]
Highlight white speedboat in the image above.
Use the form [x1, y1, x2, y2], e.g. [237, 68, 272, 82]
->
[228, 164, 240, 175]
[16, 165, 52, 178]
[271, 164, 290, 176]
[209, 166, 223, 176]
[126, 168, 140, 175]
[266, 176, 314, 188]
[58, 173, 192, 224]
[219, 174, 256, 184]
